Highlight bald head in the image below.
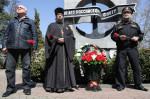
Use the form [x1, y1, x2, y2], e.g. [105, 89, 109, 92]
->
[17, 5, 27, 15]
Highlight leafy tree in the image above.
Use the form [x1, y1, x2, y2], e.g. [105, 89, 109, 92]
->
[34, 8, 44, 51]
[0, 0, 9, 13]
[8, 0, 20, 17]
[0, 0, 12, 44]
[30, 9, 45, 82]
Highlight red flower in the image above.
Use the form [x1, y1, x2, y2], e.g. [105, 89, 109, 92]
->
[96, 55, 101, 61]
[101, 57, 106, 61]
[82, 55, 87, 61]
[86, 56, 93, 62]
[49, 33, 53, 40]
[114, 33, 119, 37]
[82, 50, 107, 67]
[28, 40, 34, 45]
[96, 55, 107, 61]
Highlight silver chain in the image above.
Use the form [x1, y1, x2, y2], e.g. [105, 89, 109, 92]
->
[57, 24, 64, 30]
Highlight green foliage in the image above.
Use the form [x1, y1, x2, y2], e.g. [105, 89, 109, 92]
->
[102, 58, 116, 84]
[0, 0, 12, 68]
[0, 51, 6, 69]
[139, 48, 150, 83]
[125, 48, 150, 83]
[8, 0, 20, 17]
[30, 48, 45, 82]
[34, 8, 44, 51]
[30, 9, 45, 82]
[0, 0, 12, 44]
[0, 0, 9, 13]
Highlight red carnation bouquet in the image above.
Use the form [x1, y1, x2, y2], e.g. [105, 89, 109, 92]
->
[28, 40, 34, 45]
[81, 45, 107, 91]
[82, 50, 107, 67]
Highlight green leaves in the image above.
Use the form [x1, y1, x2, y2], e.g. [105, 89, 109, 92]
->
[83, 60, 104, 66]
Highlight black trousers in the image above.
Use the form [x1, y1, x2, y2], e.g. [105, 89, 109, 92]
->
[5, 49, 31, 91]
[115, 47, 142, 88]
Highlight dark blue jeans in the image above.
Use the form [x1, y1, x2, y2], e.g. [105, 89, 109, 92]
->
[5, 49, 31, 91]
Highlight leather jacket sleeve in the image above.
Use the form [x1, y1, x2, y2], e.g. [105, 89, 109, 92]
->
[2, 23, 10, 49]
[31, 20, 38, 50]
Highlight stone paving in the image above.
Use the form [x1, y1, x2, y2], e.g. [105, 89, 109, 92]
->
[0, 70, 150, 99]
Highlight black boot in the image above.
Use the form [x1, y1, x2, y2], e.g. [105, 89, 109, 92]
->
[65, 87, 74, 92]
[23, 89, 31, 95]
[134, 85, 148, 91]
[2, 91, 15, 97]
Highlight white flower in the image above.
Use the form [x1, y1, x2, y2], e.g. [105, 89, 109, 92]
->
[76, 53, 81, 57]
[77, 49, 82, 52]
[97, 52, 101, 55]
[91, 54, 97, 60]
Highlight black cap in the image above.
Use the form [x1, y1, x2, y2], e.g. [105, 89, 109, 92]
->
[122, 7, 133, 14]
[55, 7, 64, 15]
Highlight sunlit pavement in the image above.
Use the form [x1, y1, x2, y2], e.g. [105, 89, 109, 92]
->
[0, 70, 150, 99]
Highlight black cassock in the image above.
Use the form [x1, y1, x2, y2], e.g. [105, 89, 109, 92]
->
[44, 22, 76, 89]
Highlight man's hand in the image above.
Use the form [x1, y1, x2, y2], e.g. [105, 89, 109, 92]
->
[2, 48, 8, 53]
[31, 50, 36, 54]
[131, 36, 139, 42]
[57, 38, 64, 43]
[119, 35, 127, 41]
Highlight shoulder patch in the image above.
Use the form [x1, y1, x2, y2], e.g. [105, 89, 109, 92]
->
[131, 25, 137, 28]
[118, 26, 123, 30]
[116, 22, 122, 25]
[131, 24, 139, 30]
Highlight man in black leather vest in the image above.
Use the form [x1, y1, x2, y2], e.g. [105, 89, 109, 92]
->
[2, 5, 38, 97]
[111, 7, 148, 91]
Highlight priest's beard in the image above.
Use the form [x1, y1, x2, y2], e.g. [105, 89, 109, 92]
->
[56, 19, 63, 24]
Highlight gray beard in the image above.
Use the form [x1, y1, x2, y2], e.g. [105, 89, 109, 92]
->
[123, 16, 131, 19]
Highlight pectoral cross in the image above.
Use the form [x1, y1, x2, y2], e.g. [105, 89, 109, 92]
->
[61, 29, 64, 37]
[57, 24, 64, 37]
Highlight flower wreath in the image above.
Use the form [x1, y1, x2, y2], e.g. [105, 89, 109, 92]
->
[74, 43, 107, 77]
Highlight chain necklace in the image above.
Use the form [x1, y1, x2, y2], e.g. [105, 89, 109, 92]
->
[57, 23, 64, 36]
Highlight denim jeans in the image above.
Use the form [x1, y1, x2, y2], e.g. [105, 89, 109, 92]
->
[5, 49, 31, 91]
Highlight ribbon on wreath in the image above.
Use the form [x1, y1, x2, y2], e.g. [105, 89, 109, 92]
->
[89, 81, 99, 88]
